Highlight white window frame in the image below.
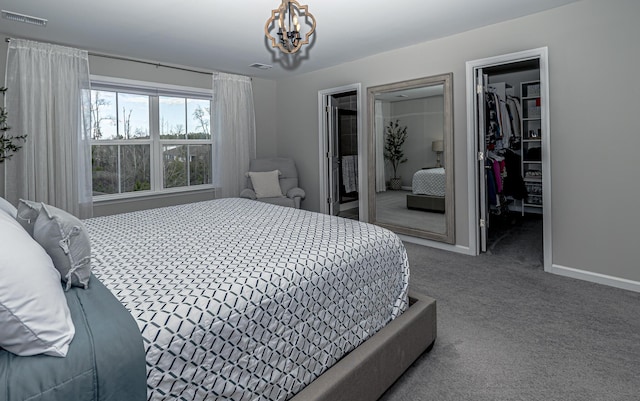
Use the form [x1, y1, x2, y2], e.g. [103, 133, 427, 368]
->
[90, 75, 214, 201]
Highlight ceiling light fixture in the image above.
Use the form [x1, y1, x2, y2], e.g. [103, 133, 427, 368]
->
[1, 10, 47, 26]
[264, 0, 316, 55]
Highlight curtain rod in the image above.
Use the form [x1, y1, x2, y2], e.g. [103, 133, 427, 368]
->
[88, 53, 214, 76]
[4, 37, 226, 77]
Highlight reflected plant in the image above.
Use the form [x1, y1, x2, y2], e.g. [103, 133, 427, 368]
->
[383, 119, 408, 179]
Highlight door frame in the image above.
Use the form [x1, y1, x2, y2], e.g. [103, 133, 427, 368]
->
[317, 83, 363, 218]
[465, 47, 552, 271]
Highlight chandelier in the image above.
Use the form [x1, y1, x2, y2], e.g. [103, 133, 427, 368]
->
[265, 0, 316, 54]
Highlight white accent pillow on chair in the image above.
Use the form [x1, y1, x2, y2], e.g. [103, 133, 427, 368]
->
[247, 170, 283, 198]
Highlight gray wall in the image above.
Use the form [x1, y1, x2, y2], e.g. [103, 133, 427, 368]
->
[387, 96, 444, 187]
[273, 0, 640, 283]
[0, 36, 278, 216]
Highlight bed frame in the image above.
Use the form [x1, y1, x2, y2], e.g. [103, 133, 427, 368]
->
[291, 291, 437, 401]
[406, 193, 445, 213]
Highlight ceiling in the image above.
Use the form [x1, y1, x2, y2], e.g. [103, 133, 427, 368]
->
[0, 0, 580, 80]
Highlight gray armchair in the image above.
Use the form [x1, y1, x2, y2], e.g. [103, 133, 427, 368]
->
[240, 158, 306, 209]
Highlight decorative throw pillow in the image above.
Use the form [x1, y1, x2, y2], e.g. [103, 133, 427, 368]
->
[248, 170, 283, 199]
[15, 199, 42, 236]
[0, 196, 17, 218]
[0, 212, 75, 357]
[33, 203, 92, 290]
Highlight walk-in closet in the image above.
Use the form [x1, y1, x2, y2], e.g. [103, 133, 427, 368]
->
[481, 59, 544, 261]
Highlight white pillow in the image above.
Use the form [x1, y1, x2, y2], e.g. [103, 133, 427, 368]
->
[0, 212, 75, 357]
[248, 170, 284, 198]
[0, 196, 17, 218]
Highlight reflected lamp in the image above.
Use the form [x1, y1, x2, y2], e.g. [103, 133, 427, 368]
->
[432, 140, 444, 167]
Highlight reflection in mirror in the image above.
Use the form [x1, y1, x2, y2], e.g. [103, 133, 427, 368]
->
[367, 73, 454, 243]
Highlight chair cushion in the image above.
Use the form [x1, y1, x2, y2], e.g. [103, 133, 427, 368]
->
[248, 158, 299, 194]
[247, 170, 284, 199]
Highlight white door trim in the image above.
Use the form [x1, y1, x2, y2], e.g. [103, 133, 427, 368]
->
[465, 47, 552, 271]
[317, 83, 363, 218]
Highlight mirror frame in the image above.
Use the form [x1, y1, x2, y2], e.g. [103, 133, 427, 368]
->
[367, 73, 455, 243]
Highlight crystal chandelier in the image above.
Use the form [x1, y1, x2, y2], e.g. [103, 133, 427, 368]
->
[265, 0, 316, 54]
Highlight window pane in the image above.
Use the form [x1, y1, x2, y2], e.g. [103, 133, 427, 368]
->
[92, 145, 118, 194]
[120, 145, 151, 192]
[159, 96, 186, 139]
[163, 145, 188, 188]
[189, 145, 212, 185]
[187, 99, 211, 139]
[118, 93, 150, 139]
[90, 91, 117, 140]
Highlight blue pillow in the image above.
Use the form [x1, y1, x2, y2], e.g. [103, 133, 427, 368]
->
[33, 204, 92, 290]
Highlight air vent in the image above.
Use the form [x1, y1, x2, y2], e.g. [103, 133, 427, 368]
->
[249, 63, 273, 70]
[1, 10, 48, 26]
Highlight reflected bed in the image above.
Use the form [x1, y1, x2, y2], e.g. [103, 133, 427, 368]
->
[407, 168, 445, 213]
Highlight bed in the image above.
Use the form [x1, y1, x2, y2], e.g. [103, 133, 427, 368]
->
[407, 168, 446, 213]
[3, 198, 436, 401]
[0, 274, 147, 401]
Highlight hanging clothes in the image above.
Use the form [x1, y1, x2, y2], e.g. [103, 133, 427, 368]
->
[499, 97, 512, 140]
[484, 83, 524, 214]
[485, 91, 502, 142]
[502, 149, 527, 200]
[486, 160, 498, 206]
[506, 96, 522, 138]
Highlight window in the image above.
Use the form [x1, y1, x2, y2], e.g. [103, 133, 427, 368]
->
[90, 79, 212, 198]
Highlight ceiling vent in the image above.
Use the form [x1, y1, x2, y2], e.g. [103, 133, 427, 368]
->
[249, 63, 273, 70]
[1, 10, 48, 26]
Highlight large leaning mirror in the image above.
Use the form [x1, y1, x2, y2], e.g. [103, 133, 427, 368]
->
[367, 73, 455, 243]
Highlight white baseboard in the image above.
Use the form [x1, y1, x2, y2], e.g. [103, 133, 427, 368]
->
[401, 239, 640, 293]
[548, 264, 640, 293]
[398, 234, 474, 255]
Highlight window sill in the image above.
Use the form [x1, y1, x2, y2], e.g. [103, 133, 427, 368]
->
[92, 185, 217, 204]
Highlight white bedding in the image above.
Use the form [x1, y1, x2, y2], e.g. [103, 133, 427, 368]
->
[412, 167, 446, 196]
[84, 198, 409, 401]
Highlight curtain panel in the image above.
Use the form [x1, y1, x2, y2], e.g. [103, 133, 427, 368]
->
[212, 72, 256, 199]
[4, 39, 92, 218]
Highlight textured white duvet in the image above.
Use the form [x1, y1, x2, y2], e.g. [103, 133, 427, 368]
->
[85, 198, 409, 401]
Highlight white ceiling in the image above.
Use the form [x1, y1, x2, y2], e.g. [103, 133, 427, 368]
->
[0, 0, 580, 80]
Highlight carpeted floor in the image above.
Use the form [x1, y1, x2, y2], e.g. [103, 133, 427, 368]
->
[380, 214, 640, 401]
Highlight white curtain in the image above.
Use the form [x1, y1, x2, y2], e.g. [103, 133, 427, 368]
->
[375, 100, 386, 192]
[4, 39, 92, 218]
[212, 72, 256, 198]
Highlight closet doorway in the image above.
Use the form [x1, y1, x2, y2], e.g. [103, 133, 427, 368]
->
[318, 84, 362, 219]
[466, 47, 552, 270]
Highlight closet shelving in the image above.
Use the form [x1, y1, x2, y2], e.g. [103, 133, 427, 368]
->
[520, 80, 543, 212]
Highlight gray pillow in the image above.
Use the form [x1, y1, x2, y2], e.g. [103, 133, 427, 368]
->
[247, 170, 283, 198]
[0, 196, 17, 218]
[15, 199, 42, 236]
[33, 203, 92, 290]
